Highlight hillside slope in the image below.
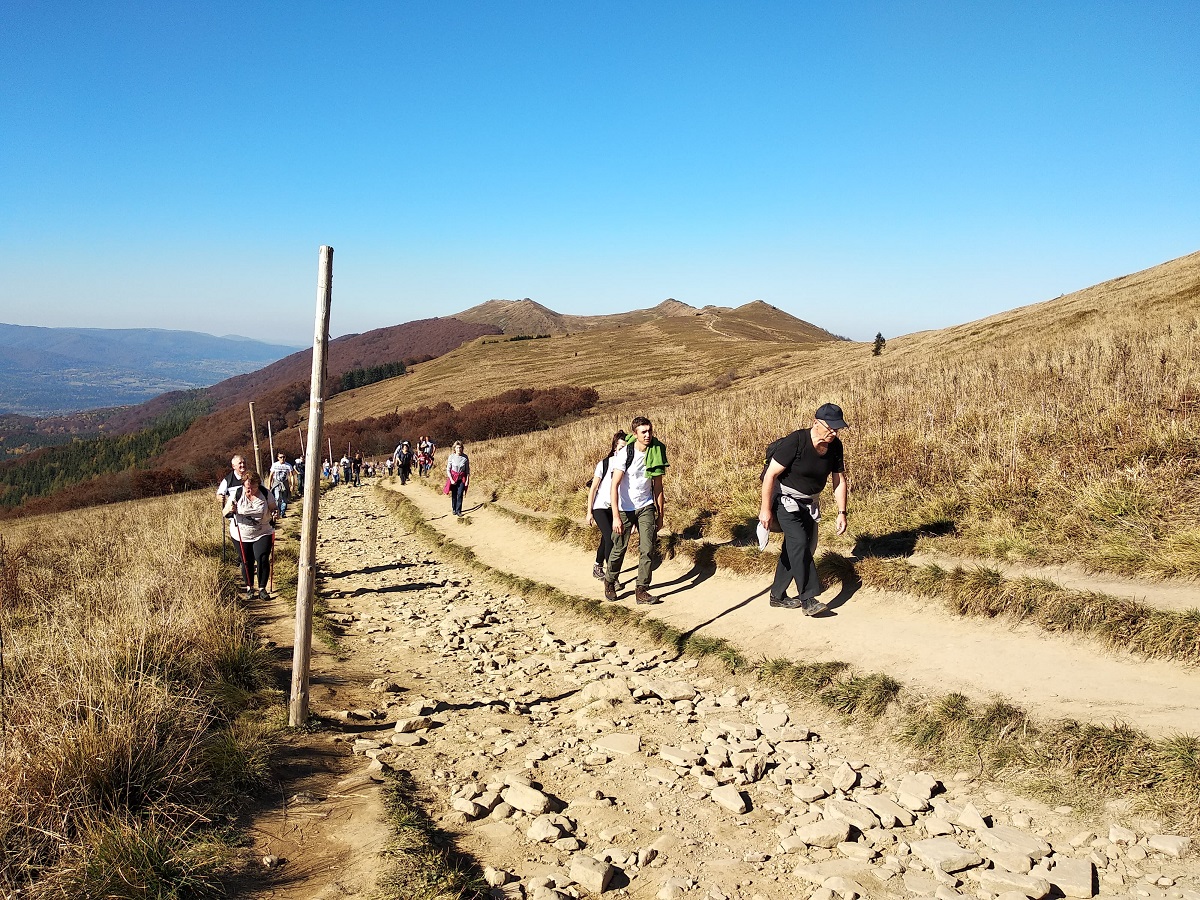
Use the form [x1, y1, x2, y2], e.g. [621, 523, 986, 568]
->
[326, 300, 842, 421]
[462, 248, 1200, 577]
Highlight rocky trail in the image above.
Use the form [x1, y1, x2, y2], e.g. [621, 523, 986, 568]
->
[393, 481, 1200, 738]
[245, 480, 1200, 900]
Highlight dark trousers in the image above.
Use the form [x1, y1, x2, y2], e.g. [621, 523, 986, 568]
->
[592, 507, 614, 565]
[770, 494, 821, 601]
[606, 504, 657, 588]
[450, 481, 467, 516]
[235, 535, 273, 589]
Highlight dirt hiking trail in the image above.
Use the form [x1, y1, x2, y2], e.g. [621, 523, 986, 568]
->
[391, 480, 1200, 738]
[242, 482, 1200, 900]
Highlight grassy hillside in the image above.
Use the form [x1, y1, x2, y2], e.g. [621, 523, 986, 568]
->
[0, 491, 279, 897]
[460, 249, 1200, 578]
[326, 300, 842, 422]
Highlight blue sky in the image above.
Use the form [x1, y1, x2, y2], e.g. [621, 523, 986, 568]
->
[2, 2, 1197, 346]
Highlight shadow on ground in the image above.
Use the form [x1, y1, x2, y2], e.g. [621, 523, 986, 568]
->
[852, 520, 957, 559]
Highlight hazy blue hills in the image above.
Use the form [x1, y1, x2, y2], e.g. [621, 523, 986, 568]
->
[0, 324, 301, 416]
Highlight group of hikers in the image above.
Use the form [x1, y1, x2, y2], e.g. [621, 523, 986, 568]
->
[388, 436, 438, 485]
[582, 404, 848, 612]
[214, 402, 849, 614]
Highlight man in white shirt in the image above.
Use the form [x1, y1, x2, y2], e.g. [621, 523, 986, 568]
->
[268, 452, 294, 516]
[604, 416, 668, 605]
[216, 455, 249, 506]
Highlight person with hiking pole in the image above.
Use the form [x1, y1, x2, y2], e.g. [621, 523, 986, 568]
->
[216, 455, 249, 564]
[585, 429, 627, 581]
[759, 403, 849, 615]
[223, 471, 276, 600]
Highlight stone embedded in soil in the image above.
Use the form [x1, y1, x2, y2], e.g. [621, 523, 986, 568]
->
[979, 870, 1052, 898]
[857, 793, 917, 828]
[593, 732, 641, 755]
[910, 837, 983, 873]
[501, 782, 555, 815]
[1148, 835, 1191, 857]
[956, 802, 989, 831]
[711, 784, 750, 813]
[570, 854, 615, 893]
[659, 746, 701, 767]
[794, 858, 874, 884]
[393, 715, 433, 733]
[1044, 857, 1096, 898]
[977, 824, 1052, 861]
[832, 762, 858, 792]
[1109, 824, 1138, 844]
[792, 819, 852, 849]
[824, 797, 882, 832]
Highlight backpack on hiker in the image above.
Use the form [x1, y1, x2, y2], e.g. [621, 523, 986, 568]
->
[759, 432, 794, 481]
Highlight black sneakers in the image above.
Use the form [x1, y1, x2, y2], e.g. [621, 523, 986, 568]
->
[770, 595, 824, 615]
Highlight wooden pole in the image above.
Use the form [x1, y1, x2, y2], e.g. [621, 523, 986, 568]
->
[328, 437, 333, 465]
[290, 245, 333, 727]
[268, 420, 275, 462]
[298, 426, 305, 455]
[249, 402, 262, 476]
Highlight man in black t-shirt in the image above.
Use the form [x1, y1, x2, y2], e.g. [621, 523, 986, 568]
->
[759, 403, 850, 614]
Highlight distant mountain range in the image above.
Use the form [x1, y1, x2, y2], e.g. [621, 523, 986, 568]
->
[0, 324, 303, 416]
[454, 297, 700, 335]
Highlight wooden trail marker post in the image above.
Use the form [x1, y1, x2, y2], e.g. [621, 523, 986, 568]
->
[268, 420, 275, 461]
[290, 245, 333, 727]
[249, 402, 262, 475]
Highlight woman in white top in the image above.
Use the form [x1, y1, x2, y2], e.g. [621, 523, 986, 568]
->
[223, 471, 276, 599]
[445, 440, 471, 517]
[585, 430, 627, 581]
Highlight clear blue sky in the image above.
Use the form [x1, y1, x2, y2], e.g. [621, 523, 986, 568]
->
[2, 2, 1197, 345]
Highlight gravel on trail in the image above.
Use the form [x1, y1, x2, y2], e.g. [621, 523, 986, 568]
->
[250, 481, 1200, 900]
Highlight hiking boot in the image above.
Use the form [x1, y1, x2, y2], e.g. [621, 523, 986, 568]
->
[635, 586, 661, 605]
[592, 563, 604, 580]
[769, 595, 802, 609]
[259, 588, 271, 600]
[800, 597, 826, 616]
[604, 580, 617, 602]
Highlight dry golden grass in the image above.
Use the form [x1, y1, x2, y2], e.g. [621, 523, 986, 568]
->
[457, 250, 1200, 578]
[325, 301, 838, 422]
[0, 491, 278, 898]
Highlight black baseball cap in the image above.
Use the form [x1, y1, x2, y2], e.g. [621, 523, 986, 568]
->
[815, 403, 849, 430]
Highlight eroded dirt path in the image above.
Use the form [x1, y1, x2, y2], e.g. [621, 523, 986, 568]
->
[241, 481, 1200, 900]
[242, 481, 1200, 900]
[389, 481, 1200, 739]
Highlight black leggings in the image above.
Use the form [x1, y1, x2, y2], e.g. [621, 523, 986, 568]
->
[592, 507, 614, 565]
[235, 535, 273, 589]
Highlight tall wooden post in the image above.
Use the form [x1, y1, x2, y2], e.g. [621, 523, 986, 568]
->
[268, 420, 275, 462]
[249, 402, 262, 475]
[290, 245, 333, 727]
